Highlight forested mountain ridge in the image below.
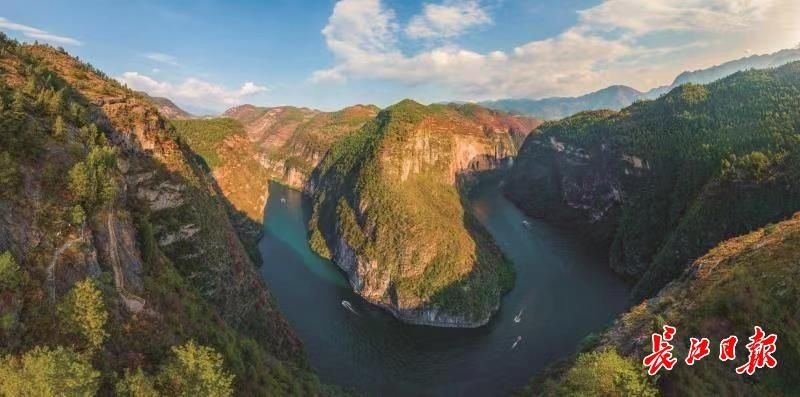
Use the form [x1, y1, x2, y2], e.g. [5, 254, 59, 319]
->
[523, 213, 800, 396]
[0, 35, 322, 395]
[506, 62, 800, 302]
[307, 100, 538, 327]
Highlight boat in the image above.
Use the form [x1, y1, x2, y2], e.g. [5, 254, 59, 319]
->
[514, 309, 524, 323]
[522, 220, 532, 228]
[511, 336, 522, 350]
[342, 300, 358, 315]
[281, 197, 286, 203]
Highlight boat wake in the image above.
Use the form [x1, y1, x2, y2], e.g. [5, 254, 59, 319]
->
[514, 308, 524, 323]
[342, 300, 359, 315]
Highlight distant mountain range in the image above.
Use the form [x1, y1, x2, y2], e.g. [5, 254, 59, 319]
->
[136, 91, 193, 119]
[481, 47, 800, 119]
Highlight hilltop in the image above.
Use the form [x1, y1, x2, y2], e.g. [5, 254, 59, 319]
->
[308, 100, 539, 326]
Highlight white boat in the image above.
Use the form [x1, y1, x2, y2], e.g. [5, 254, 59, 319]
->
[511, 336, 522, 350]
[281, 197, 287, 203]
[514, 309, 523, 323]
[342, 300, 358, 315]
[522, 220, 532, 228]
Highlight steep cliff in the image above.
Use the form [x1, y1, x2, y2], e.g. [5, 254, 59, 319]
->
[524, 213, 800, 396]
[0, 37, 319, 395]
[506, 63, 800, 301]
[224, 104, 379, 191]
[308, 100, 538, 327]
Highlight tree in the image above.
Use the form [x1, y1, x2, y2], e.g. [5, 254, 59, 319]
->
[158, 341, 234, 397]
[54, 115, 65, 136]
[68, 145, 118, 215]
[547, 350, 658, 397]
[116, 369, 159, 397]
[0, 251, 21, 291]
[0, 345, 100, 396]
[0, 151, 19, 196]
[59, 278, 108, 353]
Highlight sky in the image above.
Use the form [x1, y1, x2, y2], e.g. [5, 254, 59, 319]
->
[1, 0, 799, 114]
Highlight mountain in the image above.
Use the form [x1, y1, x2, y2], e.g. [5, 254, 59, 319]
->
[483, 47, 800, 119]
[307, 101, 539, 327]
[136, 91, 193, 119]
[0, 36, 320, 395]
[223, 104, 380, 190]
[524, 213, 800, 395]
[671, 47, 800, 87]
[505, 62, 800, 303]
[480, 85, 642, 120]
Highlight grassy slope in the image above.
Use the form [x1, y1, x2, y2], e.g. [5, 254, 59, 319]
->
[309, 100, 515, 322]
[0, 37, 320, 395]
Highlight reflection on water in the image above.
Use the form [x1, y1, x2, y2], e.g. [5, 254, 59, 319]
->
[258, 181, 629, 396]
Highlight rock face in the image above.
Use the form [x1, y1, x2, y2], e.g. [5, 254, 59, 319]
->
[308, 100, 538, 327]
[506, 64, 800, 301]
[0, 40, 316, 394]
[224, 104, 380, 192]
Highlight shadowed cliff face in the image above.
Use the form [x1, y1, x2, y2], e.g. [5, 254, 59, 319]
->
[307, 100, 538, 327]
[0, 40, 318, 394]
[505, 64, 800, 301]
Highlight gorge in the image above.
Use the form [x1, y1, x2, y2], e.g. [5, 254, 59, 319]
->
[259, 180, 628, 396]
[4, 27, 800, 396]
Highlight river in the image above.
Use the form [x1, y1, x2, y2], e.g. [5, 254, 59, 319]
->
[258, 180, 629, 396]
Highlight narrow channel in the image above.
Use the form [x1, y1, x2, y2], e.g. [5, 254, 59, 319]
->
[258, 180, 629, 396]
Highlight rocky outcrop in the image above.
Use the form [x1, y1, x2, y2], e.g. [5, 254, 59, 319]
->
[309, 100, 534, 327]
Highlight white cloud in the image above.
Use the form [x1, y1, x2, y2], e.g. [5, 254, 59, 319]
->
[405, 1, 491, 39]
[0, 17, 82, 46]
[116, 72, 268, 112]
[312, 0, 800, 100]
[143, 52, 180, 67]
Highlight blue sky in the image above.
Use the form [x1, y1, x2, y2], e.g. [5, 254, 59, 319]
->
[2, 0, 799, 114]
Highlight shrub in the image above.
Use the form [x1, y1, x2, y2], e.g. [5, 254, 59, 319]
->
[0, 251, 21, 291]
[549, 350, 658, 397]
[158, 341, 234, 397]
[0, 345, 100, 396]
[116, 369, 159, 397]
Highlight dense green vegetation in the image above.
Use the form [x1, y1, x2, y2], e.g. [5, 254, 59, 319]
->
[169, 118, 246, 169]
[508, 62, 800, 300]
[534, 350, 657, 396]
[309, 100, 514, 323]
